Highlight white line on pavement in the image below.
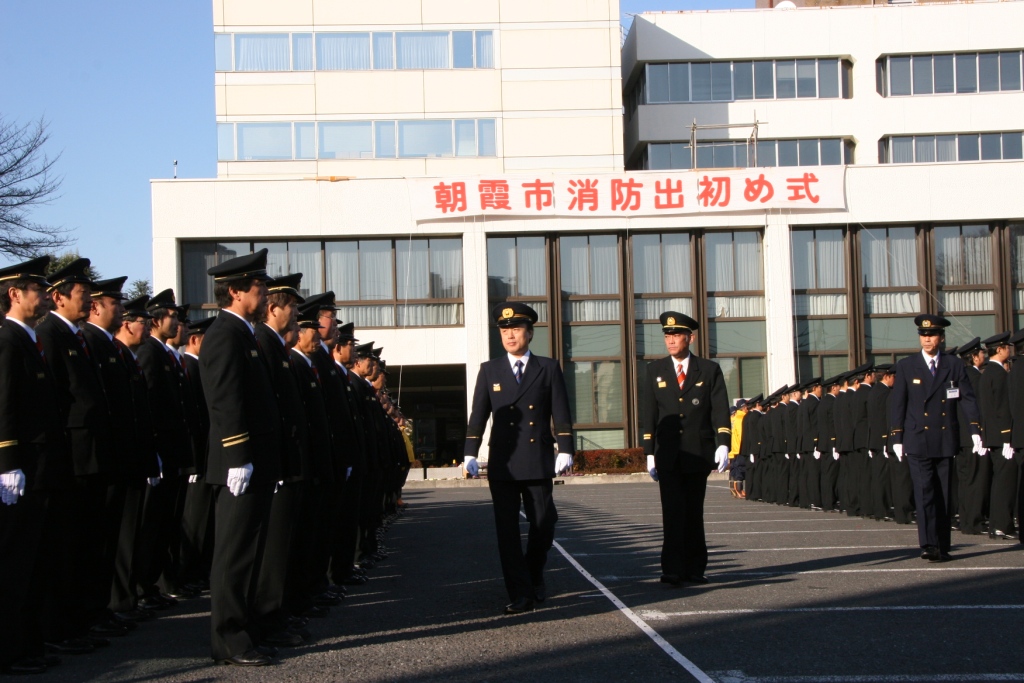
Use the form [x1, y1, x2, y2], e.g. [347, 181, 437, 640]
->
[599, 567, 1024, 581]
[640, 605, 1024, 620]
[708, 529, 919, 535]
[709, 670, 1024, 682]
[570, 545, 912, 556]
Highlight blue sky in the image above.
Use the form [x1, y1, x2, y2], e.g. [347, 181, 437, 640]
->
[0, 0, 750, 284]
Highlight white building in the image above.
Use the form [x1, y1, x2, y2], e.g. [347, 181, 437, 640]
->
[152, 0, 1024, 460]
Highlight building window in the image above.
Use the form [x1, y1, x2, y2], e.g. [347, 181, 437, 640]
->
[880, 132, 1023, 163]
[644, 138, 851, 170]
[486, 236, 550, 357]
[180, 239, 463, 327]
[792, 228, 849, 381]
[632, 233, 694, 359]
[640, 58, 851, 105]
[860, 226, 923, 364]
[214, 30, 494, 71]
[877, 51, 1023, 97]
[934, 224, 996, 346]
[1010, 224, 1024, 330]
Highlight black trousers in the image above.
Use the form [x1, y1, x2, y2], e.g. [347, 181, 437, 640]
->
[989, 451, 1020, 535]
[0, 491, 48, 667]
[287, 479, 331, 614]
[960, 449, 992, 534]
[869, 452, 889, 520]
[802, 453, 821, 508]
[747, 456, 760, 500]
[488, 478, 556, 602]
[253, 481, 303, 638]
[890, 454, 915, 524]
[136, 474, 182, 597]
[907, 456, 953, 553]
[657, 467, 711, 579]
[331, 474, 362, 584]
[209, 483, 274, 661]
[860, 450, 877, 519]
[820, 453, 839, 511]
[843, 451, 862, 516]
[90, 477, 126, 624]
[787, 455, 801, 506]
[178, 478, 216, 586]
[110, 480, 146, 613]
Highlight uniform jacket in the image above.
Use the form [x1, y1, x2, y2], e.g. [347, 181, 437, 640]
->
[851, 383, 873, 451]
[289, 350, 335, 485]
[818, 393, 837, 454]
[797, 395, 819, 453]
[866, 382, 891, 453]
[312, 346, 364, 478]
[36, 313, 114, 476]
[640, 354, 730, 472]
[255, 324, 310, 482]
[957, 365, 982, 451]
[466, 353, 574, 481]
[890, 352, 980, 458]
[739, 410, 762, 457]
[181, 353, 210, 476]
[834, 390, 854, 453]
[137, 336, 193, 474]
[116, 340, 160, 480]
[771, 403, 788, 454]
[1009, 362, 1024, 449]
[198, 311, 282, 487]
[759, 409, 773, 459]
[785, 400, 801, 454]
[83, 323, 137, 477]
[0, 322, 73, 492]
[349, 375, 384, 475]
[976, 361, 1012, 448]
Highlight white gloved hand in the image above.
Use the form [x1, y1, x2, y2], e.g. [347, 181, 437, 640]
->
[647, 455, 658, 482]
[188, 474, 199, 484]
[750, 454, 755, 464]
[156, 454, 164, 479]
[715, 445, 729, 473]
[883, 446, 889, 459]
[784, 453, 790, 460]
[813, 449, 821, 460]
[227, 463, 254, 497]
[0, 469, 26, 506]
[463, 456, 479, 477]
[346, 466, 353, 481]
[554, 452, 573, 475]
[796, 453, 801, 459]
[972, 434, 987, 455]
[868, 450, 874, 459]
[893, 443, 904, 461]
[1002, 443, 1014, 460]
[832, 449, 839, 461]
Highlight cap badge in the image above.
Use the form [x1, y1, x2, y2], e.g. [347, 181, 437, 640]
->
[666, 316, 676, 326]
[502, 308, 514, 319]
[922, 320, 932, 328]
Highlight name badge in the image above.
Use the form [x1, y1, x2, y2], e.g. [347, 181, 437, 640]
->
[36, 372, 45, 380]
[657, 381, 667, 388]
[493, 383, 502, 392]
[947, 382, 960, 399]
[250, 350, 258, 357]
[282, 361, 289, 368]
[696, 381, 704, 387]
[68, 350, 77, 357]
[109, 357, 117, 364]
[912, 378, 922, 384]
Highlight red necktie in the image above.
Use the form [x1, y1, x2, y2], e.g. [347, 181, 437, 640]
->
[75, 330, 91, 359]
[311, 365, 320, 384]
[36, 339, 45, 361]
[677, 363, 686, 389]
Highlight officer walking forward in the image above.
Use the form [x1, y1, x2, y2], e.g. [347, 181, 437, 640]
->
[642, 312, 730, 586]
[463, 303, 574, 615]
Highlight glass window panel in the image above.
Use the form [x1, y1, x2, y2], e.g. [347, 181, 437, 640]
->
[563, 325, 622, 359]
[475, 31, 493, 68]
[705, 232, 735, 292]
[478, 119, 496, 157]
[486, 237, 515, 299]
[517, 237, 546, 297]
[566, 363, 594, 424]
[669, 63, 690, 102]
[820, 138, 842, 166]
[1003, 133, 1023, 160]
[978, 52, 1000, 92]
[798, 139, 819, 166]
[632, 234, 662, 294]
[181, 242, 218, 305]
[934, 54, 955, 93]
[235, 33, 289, 71]
[575, 429, 625, 450]
[709, 321, 767, 354]
[1000, 51, 1021, 90]
[739, 357, 766, 399]
[531, 326, 550, 357]
[711, 62, 732, 101]
[336, 305, 394, 327]
[755, 140, 776, 167]
[662, 233, 691, 293]
[398, 120, 453, 158]
[316, 33, 371, 70]
[912, 55, 933, 95]
[754, 61, 774, 99]
[796, 59, 817, 97]
[944, 315, 995, 349]
[735, 232, 763, 291]
[237, 123, 291, 160]
[670, 143, 691, 170]
[794, 293, 847, 316]
[294, 123, 315, 159]
[876, 59, 886, 96]
[217, 123, 234, 161]
[864, 317, 921, 350]
[891, 136, 913, 163]
[289, 242, 322, 296]
[636, 323, 666, 357]
[1011, 224, 1024, 284]
[889, 227, 917, 287]
[594, 361, 623, 423]
[325, 241, 360, 300]
[778, 140, 799, 167]
[635, 297, 693, 321]
[713, 143, 736, 169]
[563, 300, 621, 322]
[864, 292, 920, 315]
[816, 229, 845, 289]
[961, 224, 993, 285]
[708, 295, 764, 318]
[958, 134, 980, 161]
[715, 358, 739, 401]
[796, 319, 849, 352]
[396, 239, 429, 299]
[647, 64, 670, 103]
[396, 303, 463, 326]
[396, 32, 449, 69]
[359, 240, 393, 300]
[980, 133, 1002, 160]
[791, 230, 815, 290]
[589, 235, 619, 295]
[818, 58, 839, 98]
[915, 135, 936, 163]
[691, 62, 712, 101]
[696, 144, 714, 170]
[889, 56, 911, 96]
[560, 236, 590, 295]
[318, 122, 372, 159]
[453, 31, 474, 69]
[936, 135, 957, 162]
[776, 60, 796, 98]
[254, 242, 288, 278]
[292, 33, 313, 70]
[822, 356, 849, 380]
[454, 119, 476, 156]
[373, 33, 394, 69]
[956, 53, 977, 93]
[429, 238, 463, 298]
[648, 143, 670, 170]
[214, 34, 232, 71]
[734, 61, 753, 100]
[374, 121, 396, 158]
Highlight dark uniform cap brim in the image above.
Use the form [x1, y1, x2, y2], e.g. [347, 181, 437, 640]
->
[206, 247, 271, 282]
[122, 295, 154, 319]
[660, 311, 699, 334]
[0, 255, 52, 288]
[492, 302, 538, 328]
[188, 317, 215, 333]
[89, 276, 128, 300]
[147, 288, 177, 311]
[982, 332, 1011, 348]
[1010, 330, 1024, 346]
[266, 273, 306, 305]
[354, 342, 374, 358]
[300, 292, 338, 313]
[914, 314, 950, 335]
[47, 258, 93, 292]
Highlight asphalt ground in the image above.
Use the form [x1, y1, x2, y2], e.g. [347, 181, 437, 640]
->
[34, 481, 1024, 683]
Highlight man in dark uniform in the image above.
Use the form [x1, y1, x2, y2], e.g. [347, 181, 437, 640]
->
[200, 248, 282, 666]
[797, 379, 822, 510]
[641, 312, 730, 587]
[1007, 329, 1024, 546]
[890, 314, 981, 561]
[850, 363, 876, 519]
[975, 332, 1017, 540]
[464, 303, 574, 614]
[834, 372, 855, 514]
[785, 385, 802, 507]
[739, 395, 763, 501]
[818, 376, 841, 512]
[867, 364, 894, 522]
[955, 338, 988, 534]
[0, 258, 75, 675]
[769, 386, 790, 505]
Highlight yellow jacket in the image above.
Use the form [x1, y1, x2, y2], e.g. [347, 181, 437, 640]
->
[729, 409, 746, 458]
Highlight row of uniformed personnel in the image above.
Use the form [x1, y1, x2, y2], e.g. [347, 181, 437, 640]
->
[0, 249, 414, 673]
[730, 327, 1024, 544]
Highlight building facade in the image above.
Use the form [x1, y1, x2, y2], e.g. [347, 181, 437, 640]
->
[153, 0, 1024, 460]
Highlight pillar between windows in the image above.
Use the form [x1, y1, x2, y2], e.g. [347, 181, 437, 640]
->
[763, 213, 796, 390]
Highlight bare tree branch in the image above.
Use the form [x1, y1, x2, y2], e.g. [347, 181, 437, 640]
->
[0, 115, 73, 259]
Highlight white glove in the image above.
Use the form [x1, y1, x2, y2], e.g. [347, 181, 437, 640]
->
[647, 455, 658, 482]
[1002, 443, 1014, 460]
[147, 476, 161, 487]
[784, 453, 790, 460]
[750, 454, 755, 464]
[972, 434, 987, 455]
[554, 452, 573, 475]
[715, 445, 729, 473]
[813, 449, 821, 460]
[796, 453, 801, 459]
[868, 450, 874, 459]
[227, 463, 253, 497]
[463, 456, 479, 477]
[346, 467, 353, 481]
[274, 480, 283, 493]
[893, 443, 903, 461]
[156, 454, 164, 479]
[883, 446, 889, 459]
[188, 474, 199, 484]
[0, 469, 26, 506]
[832, 449, 839, 461]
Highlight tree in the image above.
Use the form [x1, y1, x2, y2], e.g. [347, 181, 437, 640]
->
[46, 250, 101, 281]
[0, 116, 71, 259]
[125, 279, 152, 299]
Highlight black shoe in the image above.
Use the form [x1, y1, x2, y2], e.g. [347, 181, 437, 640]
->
[254, 645, 278, 658]
[262, 630, 303, 647]
[218, 649, 271, 666]
[660, 573, 683, 586]
[684, 575, 710, 585]
[45, 639, 95, 655]
[341, 575, 368, 586]
[314, 593, 341, 607]
[504, 597, 535, 615]
[288, 625, 313, 643]
[937, 552, 953, 562]
[921, 546, 941, 562]
[533, 583, 546, 603]
[89, 622, 129, 637]
[286, 615, 309, 628]
[108, 614, 138, 630]
[115, 608, 155, 622]
[301, 606, 330, 619]
[165, 587, 199, 600]
[2, 658, 46, 675]
[138, 596, 171, 611]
